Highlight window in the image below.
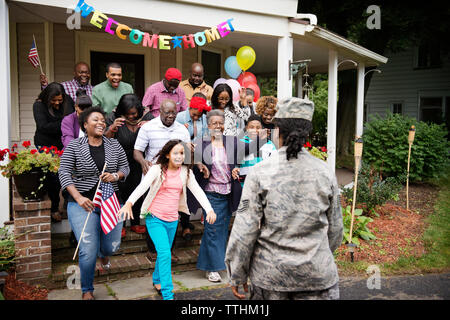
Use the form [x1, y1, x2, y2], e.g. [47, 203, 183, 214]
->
[392, 103, 403, 114]
[420, 97, 444, 124]
[416, 40, 441, 69]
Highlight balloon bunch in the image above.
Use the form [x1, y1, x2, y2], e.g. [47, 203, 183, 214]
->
[220, 46, 260, 102]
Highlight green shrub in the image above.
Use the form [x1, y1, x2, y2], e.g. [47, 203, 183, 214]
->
[362, 113, 449, 182]
[0, 226, 15, 272]
[310, 74, 328, 146]
[342, 205, 376, 246]
[342, 161, 405, 215]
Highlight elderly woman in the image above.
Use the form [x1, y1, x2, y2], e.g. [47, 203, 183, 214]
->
[58, 106, 129, 300]
[105, 93, 154, 238]
[191, 109, 260, 282]
[33, 82, 74, 222]
[225, 98, 343, 300]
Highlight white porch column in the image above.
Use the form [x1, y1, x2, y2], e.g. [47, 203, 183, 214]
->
[277, 35, 293, 99]
[327, 49, 338, 174]
[0, 0, 11, 226]
[355, 62, 365, 137]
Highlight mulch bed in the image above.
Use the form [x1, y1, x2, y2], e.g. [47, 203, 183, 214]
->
[336, 183, 440, 265]
[2, 272, 48, 300]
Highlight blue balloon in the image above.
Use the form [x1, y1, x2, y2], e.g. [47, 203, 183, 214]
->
[224, 56, 242, 79]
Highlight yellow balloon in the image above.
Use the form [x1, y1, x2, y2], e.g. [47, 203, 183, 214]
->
[236, 46, 256, 72]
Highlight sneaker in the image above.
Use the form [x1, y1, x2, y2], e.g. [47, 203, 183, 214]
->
[200, 215, 204, 225]
[206, 271, 222, 282]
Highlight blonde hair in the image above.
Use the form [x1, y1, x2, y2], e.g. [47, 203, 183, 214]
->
[255, 96, 278, 115]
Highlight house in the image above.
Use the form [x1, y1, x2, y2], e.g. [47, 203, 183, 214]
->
[0, 0, 387, 227]
[365, 44, 450, 128]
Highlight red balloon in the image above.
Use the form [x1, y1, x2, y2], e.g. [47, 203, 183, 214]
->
[237, 72, 257, 87]
[246, 82, 260, 102]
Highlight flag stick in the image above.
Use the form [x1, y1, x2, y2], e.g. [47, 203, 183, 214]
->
[72, 163, 108, 261]
[406, 126, 416, 211]
[32, 34, 45, 75]
[347, 137, 363, 262]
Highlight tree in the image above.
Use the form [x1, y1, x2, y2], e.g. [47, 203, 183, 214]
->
[298, 0, 450, 157]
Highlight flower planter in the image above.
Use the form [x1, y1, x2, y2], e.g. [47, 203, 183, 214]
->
[13, 170, 47, 202]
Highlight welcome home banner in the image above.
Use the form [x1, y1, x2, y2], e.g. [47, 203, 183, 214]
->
[75, 0, 235, 50]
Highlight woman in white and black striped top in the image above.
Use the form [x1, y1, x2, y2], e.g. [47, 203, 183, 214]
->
[58, 106, 129, 300]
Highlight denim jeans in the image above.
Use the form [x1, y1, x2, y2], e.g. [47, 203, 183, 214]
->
[196, 192, 231, 272]
[67, 201, 123, 294]
[146, 215, 178, 300]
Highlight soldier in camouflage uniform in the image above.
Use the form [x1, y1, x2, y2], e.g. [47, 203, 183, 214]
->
[225, 97, 343, 300]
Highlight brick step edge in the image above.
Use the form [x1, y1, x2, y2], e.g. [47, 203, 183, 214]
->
[51, 238, 202, 263]
[51, 218, 234, 251]
[49, 247, 200, 289]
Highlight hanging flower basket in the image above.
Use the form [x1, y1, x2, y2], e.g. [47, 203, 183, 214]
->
[0, 141, 63, 202]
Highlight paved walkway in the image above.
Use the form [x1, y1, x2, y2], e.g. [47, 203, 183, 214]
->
[48, 271, 450, 300]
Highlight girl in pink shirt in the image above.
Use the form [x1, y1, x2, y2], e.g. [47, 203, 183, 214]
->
[118, 140, 216, 300]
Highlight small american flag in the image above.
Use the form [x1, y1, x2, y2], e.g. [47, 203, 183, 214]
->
[28, 40, 40, 68]
[93, 182, 120, 235]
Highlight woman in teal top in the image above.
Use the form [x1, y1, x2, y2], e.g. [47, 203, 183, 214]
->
[238, 114, 277, 187]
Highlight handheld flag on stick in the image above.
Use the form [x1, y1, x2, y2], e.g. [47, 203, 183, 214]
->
[73, 163, 108, 260]
[93, 182, 120, 235]
[406, 126, 416, 211]
[28, 35, 44, 75]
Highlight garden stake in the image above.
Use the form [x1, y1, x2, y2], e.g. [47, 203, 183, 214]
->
[406, 126, 415, 211]
[347, 137, 363, 262]
[72, 163, 107, 261]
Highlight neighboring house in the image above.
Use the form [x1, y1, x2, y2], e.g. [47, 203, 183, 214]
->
[365, 43, 450, 129]
[0, 0, 387, 226]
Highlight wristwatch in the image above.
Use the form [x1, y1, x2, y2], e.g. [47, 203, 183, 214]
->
[112, 172, 119, 181]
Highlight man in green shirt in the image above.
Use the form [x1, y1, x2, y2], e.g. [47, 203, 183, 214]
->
[92, 62, 134, 114]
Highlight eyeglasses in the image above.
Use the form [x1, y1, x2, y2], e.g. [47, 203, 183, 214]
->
[161, 111, 177, 116]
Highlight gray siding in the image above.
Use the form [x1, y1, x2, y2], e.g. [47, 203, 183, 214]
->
[365, 48, 450, 120]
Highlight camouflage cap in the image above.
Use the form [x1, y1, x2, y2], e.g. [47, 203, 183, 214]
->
[274, 97, 314, 121]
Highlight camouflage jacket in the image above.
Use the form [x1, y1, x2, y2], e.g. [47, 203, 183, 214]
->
[225, 147, 343, 291]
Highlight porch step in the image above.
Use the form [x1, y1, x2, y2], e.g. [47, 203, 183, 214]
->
[48, 217, 235, 289]
[49, 247, 200, 290]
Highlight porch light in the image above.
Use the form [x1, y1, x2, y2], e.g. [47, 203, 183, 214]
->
[289, 59, 311, 80]
[364, 69, 381, 77]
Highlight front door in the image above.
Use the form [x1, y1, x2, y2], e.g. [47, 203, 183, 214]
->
[90, 51, 145, 100]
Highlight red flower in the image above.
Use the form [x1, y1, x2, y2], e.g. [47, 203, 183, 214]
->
[22, 141, 31, 148]
[30, 149, 38, 155]
[9, 152, 18, 160]
[50, 146, 57, 151]
[321, 146, 327, 152]
[303, 142, 312, 148]
[11, 143, 18, 151]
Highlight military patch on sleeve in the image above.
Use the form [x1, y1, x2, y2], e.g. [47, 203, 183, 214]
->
[238, 199, 249, 213]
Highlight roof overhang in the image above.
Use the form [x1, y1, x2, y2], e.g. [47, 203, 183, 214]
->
[289, 19, 388, 69]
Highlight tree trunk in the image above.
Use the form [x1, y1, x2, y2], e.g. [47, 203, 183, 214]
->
[336, 69, 375, 157]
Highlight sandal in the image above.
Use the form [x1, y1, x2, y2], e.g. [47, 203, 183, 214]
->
[182, 228, 192, 241]
[153, 282, 162, 295]
[51, 211, 62, 223]
[100, 257, 111, 271]
[82, 292, 95, 300]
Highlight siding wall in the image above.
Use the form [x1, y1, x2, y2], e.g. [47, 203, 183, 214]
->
[365, 48, 450, 120]
[53, 24, 75, 83]
[16, 23, 46, 145]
